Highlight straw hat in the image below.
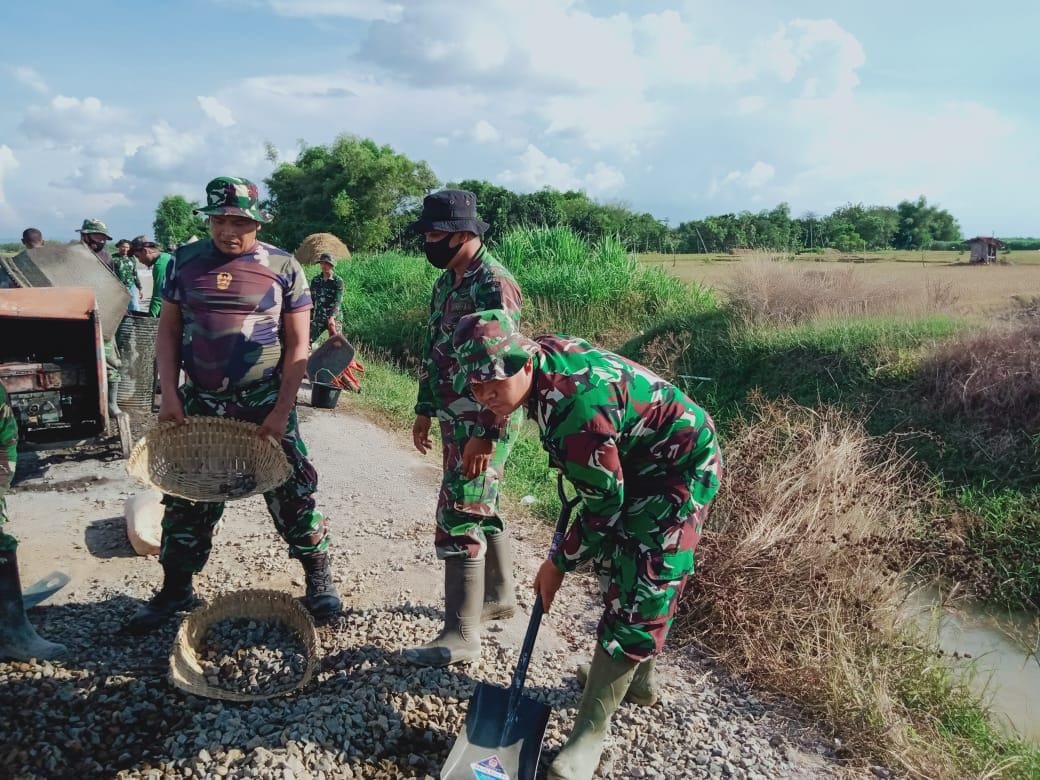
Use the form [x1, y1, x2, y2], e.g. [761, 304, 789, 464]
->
[169, 589, 318, 702]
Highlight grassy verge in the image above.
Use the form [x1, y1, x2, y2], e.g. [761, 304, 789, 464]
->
[333, 227, 1040, 776]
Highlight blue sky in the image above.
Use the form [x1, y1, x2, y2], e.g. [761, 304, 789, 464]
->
[1, 0, 1037, 242]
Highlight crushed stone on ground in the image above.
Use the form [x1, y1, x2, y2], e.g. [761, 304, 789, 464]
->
[1, 395, 863, 779]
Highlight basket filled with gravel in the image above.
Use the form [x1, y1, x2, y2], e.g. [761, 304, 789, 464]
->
[127, 417, 292, 502]
[169, 589, 319, 702]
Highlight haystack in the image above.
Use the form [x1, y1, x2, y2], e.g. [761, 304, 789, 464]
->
[295, 233, 351, 265]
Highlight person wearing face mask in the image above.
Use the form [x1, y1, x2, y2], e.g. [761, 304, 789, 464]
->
[403, 189, 524, 667]
[76, 218, 115, 270]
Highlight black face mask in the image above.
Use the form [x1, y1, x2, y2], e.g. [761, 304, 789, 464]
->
[424, 234, 462, 269]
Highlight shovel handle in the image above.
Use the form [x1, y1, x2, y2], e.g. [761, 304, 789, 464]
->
[507, 472, 581, 705]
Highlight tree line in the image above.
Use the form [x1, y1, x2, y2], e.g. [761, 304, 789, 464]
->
[151, 133, 968, 254]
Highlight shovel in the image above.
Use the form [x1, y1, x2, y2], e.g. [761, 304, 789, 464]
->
[441, 474, 582, 780]
[23, 571, 70, 610]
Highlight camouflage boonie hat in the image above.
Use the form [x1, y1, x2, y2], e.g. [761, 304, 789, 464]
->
[76, 218, 112, 240]
[452, 309, 539, 393]
[194, 176, 270, 223]
[318, 253, 335, 265]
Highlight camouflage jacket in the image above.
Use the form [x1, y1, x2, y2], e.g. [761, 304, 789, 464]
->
[310, 274, 344, 317]
[526, 335, 722, 572]
[112, 254, 142, 292]
[415, 246, 522, 441]
[1, 384, 17, 494]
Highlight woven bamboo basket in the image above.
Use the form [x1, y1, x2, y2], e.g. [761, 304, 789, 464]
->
[127, 418, 291, 502]
[169, 589, 318, 702]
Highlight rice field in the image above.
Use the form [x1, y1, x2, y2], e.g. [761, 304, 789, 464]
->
[641, 251, 1040, 317]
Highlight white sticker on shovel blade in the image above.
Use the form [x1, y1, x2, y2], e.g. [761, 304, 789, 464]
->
[471, 754, 509, 780]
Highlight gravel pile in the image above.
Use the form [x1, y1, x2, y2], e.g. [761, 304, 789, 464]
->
[1, 409, 862, 779]
[198, 618, 308, 697]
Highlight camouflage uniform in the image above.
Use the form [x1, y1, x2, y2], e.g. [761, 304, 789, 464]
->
[160, 232, 328, 574]
[0, 385, 18, 552]
[309, 272, 344, 344]
[454, 312, 723, 661]
[415, 245, 524, 559]
[112, 254, 142, 295]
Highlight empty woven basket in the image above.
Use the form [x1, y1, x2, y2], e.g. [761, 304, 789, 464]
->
[127, 418, 292, 502]
[169, 589, 319, 702]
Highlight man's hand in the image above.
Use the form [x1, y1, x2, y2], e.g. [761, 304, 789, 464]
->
[326, 316, 339, 336]
[157, 393, 186, 424]
[412, 415, 433, 454]
[258, 407, 290, 443]
[533, 559, 566, 612]
[462, 437, 494, 479]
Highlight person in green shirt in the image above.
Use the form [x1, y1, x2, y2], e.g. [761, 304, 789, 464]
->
[131, 235, 171, 317]
[112, 239, 144, 312]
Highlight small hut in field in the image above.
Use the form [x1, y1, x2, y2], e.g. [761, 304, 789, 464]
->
[295, 233, 351, 265]
[966, 236, 1004, 264]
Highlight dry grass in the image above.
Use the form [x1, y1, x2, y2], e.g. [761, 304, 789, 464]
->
[918, 320, 1040, 436]
[721, 259, 957, 326]
[295, 232, 351, 265]
[676, 395, 983, 776]
[644, 255, 1040, 318]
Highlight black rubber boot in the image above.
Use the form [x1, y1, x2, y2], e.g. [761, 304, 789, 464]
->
[122, 564, 198, 635]
[0, 548, 67, 661]
[482, 531, 517, 622]
[298, 552, 341, 620]
[404, 557, 484, 667]
[107, 377, 122, 418]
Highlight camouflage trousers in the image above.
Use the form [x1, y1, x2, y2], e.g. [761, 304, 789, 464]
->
[160, 379, 329, 574]
[309, 306, 340, 345]
[594, 460, 722, 661]
[435, 412, 522, 560]
[0, 496, 14, 552]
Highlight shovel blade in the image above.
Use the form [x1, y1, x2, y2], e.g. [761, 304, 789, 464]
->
[440, 682, 551, 780]
[23, 571, 70, 610]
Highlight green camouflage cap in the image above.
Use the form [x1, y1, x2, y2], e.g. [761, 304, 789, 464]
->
[194, 176, 270, 223]
[76, 218, 112, 239]
[452, 309, 539, 393]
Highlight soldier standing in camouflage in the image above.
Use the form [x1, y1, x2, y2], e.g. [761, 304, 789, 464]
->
[453, 310, 723, 780]
[404, 190, 525, 667]
[0, 384, 67, 660]
[308, 253, 344, 345]
[76, 218, 114, 270]
[112, 239, 144, 312]
[122, 176, 341, 634]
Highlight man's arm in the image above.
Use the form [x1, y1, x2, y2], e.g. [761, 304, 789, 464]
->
[258, 309, 309, 440]
[148, 258, 165, 317]
[156, 303, 185, 422]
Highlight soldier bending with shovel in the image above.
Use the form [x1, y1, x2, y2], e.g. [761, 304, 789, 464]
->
[452, 310, 722, 780]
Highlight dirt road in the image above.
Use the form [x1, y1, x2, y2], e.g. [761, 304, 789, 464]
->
[2, 394, 854, 778]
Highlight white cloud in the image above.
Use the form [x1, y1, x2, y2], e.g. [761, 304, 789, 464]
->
[498, 145, 624, 195]
[0, 145, 19, 219]
[197, 96, 236, 127]
[259, 0, 401, 21]
[736, 95, 766, 115]
[13, 66, 48, 94]
[711, 161, 775, 195]
[19, 95, 116, 144]
[472, 119, 499, 143]
[759, 19, 865, 98]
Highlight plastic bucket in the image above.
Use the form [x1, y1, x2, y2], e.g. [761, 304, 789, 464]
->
[310, 382, 341, 409]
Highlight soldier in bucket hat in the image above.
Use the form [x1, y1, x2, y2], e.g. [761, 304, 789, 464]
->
[309, 253, 344, 344]
[453, 310, 723, 780]
[76, 218, 114, 268]
[402, 190, 525, 668]
[123, 176, 341, 634]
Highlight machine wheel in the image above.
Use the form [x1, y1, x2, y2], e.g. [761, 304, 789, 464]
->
[116, 412, 133, 458]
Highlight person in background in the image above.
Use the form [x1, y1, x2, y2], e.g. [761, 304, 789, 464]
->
[308, 253, 344, 345]
[20, 228, 43, 250]
[122, 176, 340, 634]
[130, 235, 171, 318]
[452, 310, 723, 780]
[0, 383, 67, 661]
[76, 218, 114, 270]
[112, 239, 144, 313]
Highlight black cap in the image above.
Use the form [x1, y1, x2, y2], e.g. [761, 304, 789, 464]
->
[409, 189, 489, 235]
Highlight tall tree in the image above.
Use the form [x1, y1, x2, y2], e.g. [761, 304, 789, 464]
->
[153, 195, 208, 247]
[263, 135, 438, 252]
